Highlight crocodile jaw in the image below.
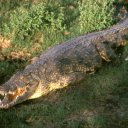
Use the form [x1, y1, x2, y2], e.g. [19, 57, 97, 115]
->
[0, 82, 41, 109]
[0, 86, 29, 109]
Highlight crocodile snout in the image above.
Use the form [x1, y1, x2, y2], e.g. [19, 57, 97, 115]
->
[0, 86, 29, 109]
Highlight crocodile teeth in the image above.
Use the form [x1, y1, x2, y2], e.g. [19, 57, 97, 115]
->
[8, 91, 15, 95]
[0, 86, 6, 96]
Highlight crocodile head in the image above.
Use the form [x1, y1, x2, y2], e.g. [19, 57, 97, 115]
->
[0, 72, 43, 109]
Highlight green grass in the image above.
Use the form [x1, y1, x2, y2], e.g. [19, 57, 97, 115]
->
[0, 0, 128, 128]
[0, 60, 128, 128]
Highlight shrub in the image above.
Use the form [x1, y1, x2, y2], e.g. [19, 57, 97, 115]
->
[2, 3, 65, 44]
[77, 0, 115, 33]
[1, 0, 115, 45]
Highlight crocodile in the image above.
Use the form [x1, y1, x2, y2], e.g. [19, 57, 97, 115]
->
[0, 16, 128, 109]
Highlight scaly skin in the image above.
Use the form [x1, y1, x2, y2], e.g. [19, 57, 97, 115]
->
[0, 16, 128, 109]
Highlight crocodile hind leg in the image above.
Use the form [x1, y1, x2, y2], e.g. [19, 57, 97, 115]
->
[96, 41, 118, 62]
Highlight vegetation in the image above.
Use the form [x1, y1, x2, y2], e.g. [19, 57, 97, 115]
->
[0, 0, 128, 128]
